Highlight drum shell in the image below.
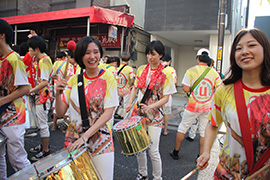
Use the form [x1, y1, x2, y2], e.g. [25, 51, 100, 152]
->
[8, 147, 102, 180]
[113, 116, 150, 156]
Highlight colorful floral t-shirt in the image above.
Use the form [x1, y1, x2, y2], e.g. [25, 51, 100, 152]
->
[209, 81, 270, 179]
[182, 64, 222, 112]
[35, 55, 53, 105]
[134, 65, 177, 127]
[22, 52, 36, 88]
[62, 69, 119, 156]
[117, 63, 135, 95]
[164, 65, 177, 108]
[0, 51, 29, 127]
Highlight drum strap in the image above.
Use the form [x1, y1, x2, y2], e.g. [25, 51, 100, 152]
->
[234, 79, 270, 175]
[78, 72, 90, 132]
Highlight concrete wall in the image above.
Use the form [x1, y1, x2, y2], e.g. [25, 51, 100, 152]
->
[209, 34, 232, 76]
[145, 0, 232, 32]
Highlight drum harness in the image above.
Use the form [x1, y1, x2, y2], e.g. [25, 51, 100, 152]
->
[78, 70, 109, 142]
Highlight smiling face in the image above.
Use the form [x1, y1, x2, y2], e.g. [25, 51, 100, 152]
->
[82, 42, 101, 71]
[235, 33, 264, 73]
[147, 49, 162, 68]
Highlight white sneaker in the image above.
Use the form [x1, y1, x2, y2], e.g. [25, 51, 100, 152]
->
[24, 132, 38, 138]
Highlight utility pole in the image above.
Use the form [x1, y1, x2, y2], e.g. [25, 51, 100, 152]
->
[216, 0, 227, 75]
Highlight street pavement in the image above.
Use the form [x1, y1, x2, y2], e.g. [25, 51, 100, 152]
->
[7, 93, 223, 179]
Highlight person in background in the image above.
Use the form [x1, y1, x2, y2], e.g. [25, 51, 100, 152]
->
[55, 36, 118, 180]
[161, 53, 177, 136]
[0, 19, 31, 180]
[27, 35, 53, 161]
[170, 48, 222, 160]
[126, 40, 177, 180]
[115, 52, 135, 119]
[197, 28, 270, 179]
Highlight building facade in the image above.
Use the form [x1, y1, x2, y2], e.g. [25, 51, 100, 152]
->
[1, 0, 248, 84]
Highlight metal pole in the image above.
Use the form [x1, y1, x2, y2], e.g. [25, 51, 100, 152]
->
[216, 0, 227, 75]
[121, 27, 125, 54]
[87, 17, 90, 36]
[14, 25, 17, 45]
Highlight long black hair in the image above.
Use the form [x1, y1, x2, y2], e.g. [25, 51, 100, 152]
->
[223, 28, 270, 86]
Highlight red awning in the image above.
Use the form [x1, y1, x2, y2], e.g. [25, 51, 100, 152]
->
[1, 6, 134, 27]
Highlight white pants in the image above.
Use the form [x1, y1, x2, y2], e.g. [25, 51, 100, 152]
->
[137, 125, 162, 180]
[92, 152, 114, 180]
[0, 124, 30, 180]
[36, 100, 50, 138]
[177, 109, 208, 137]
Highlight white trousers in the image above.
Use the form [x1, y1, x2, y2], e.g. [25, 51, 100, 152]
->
[92, 152, 114, 180]
[36, 100, 50, 138]
[0, 124, 30, 180]
[137, 125, 162, 180]
[177, 109, 208, 137]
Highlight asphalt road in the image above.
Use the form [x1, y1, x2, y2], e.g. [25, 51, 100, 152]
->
[7, 121, 201, 180]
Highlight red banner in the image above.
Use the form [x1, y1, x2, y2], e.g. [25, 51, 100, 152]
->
[58, 34, 121, 48]
[58, 36, 83, 48]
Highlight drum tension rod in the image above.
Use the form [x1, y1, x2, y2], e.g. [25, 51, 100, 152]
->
[33, 164, 41, 179]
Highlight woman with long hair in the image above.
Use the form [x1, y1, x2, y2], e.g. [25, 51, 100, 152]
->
[197, 28, 270, 179]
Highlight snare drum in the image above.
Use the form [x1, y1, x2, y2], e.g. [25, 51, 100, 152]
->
[113, 116, 151, 156]
[8, 147, 101, 180]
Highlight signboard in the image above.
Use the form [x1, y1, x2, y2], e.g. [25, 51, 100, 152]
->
[58, 34, 121, 48]
[99, 34, 121, 47]
[108, 25, 117, 39]
[58, 36, 83, 48]
[217, 46, 223, 60]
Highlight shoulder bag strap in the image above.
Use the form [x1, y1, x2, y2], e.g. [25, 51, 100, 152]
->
[234, 80, 270, 175]
[78, 73, 90, 132]
[190, 67, 211, 92]
[117, 64, 127, 75]
[56, 61, 67, 74]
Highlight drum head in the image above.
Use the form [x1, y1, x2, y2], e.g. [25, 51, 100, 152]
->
[113, 116, 142, 132]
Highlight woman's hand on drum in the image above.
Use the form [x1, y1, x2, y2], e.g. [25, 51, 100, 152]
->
[56, 78, 68, 95]
[139, 103, 152, 113]
[68, 137, 86, 152]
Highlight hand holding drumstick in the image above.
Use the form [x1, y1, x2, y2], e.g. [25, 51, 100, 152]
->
[59, 40, 76, 94]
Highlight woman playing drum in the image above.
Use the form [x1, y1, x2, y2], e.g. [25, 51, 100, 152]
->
[126, 40, 177, 180]
[55, 36, 119, 180]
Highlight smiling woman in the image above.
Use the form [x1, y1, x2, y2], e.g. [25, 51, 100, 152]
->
[197, 28, 270, 180]
[55, 36, 119, 180]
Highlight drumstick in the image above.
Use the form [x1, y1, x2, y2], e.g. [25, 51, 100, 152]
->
[59, 40, 76, 94]
[245, 163, 270, 180]
[180, 166, 201, 180]
[123, 96, 138, 119]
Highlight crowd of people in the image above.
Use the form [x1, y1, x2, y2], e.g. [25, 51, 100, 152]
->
[0, 18, 269, 180]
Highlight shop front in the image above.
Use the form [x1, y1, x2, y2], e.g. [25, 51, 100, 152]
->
[2, 6, 134, 61]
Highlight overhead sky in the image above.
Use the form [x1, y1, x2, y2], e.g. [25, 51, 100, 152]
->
[248, 0, 270, 28]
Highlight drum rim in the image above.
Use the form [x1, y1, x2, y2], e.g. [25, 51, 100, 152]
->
[112, 116, 142, 132]
[35, 147, 88, 178]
